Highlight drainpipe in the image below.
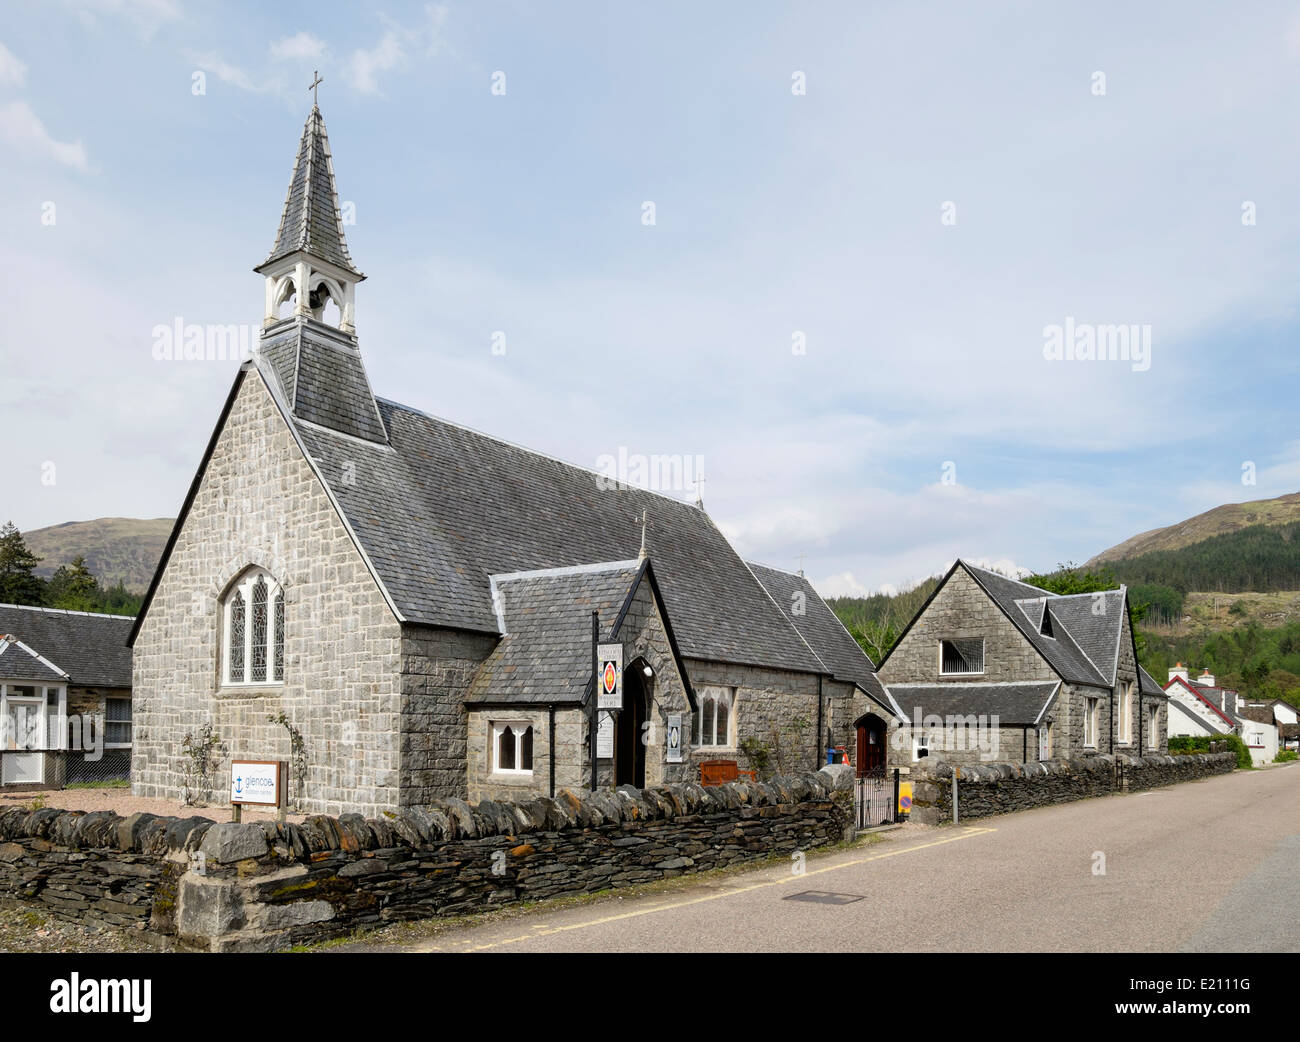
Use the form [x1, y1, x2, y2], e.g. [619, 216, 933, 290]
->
[1022, 726, 1028, 762]
[815, 675, 824, 770]
[548, 704, 556, 798]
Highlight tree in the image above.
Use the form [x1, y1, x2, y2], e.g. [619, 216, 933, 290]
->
[0, 522, 46, 606]
[45, 555, 101, 611]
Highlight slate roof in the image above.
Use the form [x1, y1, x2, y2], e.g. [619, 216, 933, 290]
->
[259, 321, 388, 444]
[747, 562, 896, 712]
[884, 681, 1060, 726]
[466, 561, 659, 705]
[1164, 678, 1235, 729]
[961, 563, 1117, 688]
[0, 637, 68, 683]
[1236, 702, 1280, 728]
[256, 106, 362, 278]
[1138, 666, 1165, 697]
[0, 605, 132, 688]
[1168, 696, 1221, 734]
[275, 370, 825, 675]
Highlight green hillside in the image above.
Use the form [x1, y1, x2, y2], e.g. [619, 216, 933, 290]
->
[22, 517, 172, 593]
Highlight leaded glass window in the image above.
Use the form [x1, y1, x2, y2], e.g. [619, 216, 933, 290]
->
[223, 569, 285, 685]
[229, 590, 246, 682]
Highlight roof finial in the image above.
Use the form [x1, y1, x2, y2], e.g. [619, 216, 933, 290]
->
[636, 508, 652, 561]
[693, 470, 707, 509]
[309, 69, 324, 108]
[796, 552, 806, 577]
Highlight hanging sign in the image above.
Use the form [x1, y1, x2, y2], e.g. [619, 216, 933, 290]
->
[596, 711, 614, 759]
[666, 713, 683, 763]
[230, 760, 285, 807]
[597, 643, 623, 710]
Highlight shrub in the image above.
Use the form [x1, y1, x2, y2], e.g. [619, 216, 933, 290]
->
[1274, 749, 1298, 763]
[1168, 732, 1252, 768]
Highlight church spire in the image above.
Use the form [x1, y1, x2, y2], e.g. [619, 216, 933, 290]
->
[255, 94, 363, 333]
[254, 97, 388, 446]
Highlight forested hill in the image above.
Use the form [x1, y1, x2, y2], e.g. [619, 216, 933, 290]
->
[827, 576, 941, 664]
[1102, 522, 1300, 624]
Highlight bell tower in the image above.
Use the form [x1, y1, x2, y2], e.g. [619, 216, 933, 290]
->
[254, 98, 362, 333]
[253, 87, 388, 445]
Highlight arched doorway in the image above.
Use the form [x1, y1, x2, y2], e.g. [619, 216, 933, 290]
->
[855, 713, 886, 777]
[615, 661, 649, 787]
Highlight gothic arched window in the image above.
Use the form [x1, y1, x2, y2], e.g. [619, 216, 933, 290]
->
[223, 569, 285, 686]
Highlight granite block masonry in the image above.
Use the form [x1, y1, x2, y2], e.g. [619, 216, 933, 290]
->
[0, 768, 854, 951]
[910, 751, 1235, 824]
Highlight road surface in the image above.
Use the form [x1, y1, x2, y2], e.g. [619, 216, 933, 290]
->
[346, 763, 1299, 953]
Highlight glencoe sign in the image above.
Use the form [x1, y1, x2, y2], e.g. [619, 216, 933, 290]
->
[230, 760, 285, 807]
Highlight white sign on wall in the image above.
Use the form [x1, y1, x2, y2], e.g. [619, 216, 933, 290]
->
[666, 713, 683, 763]
[597, 643, 623, 710]
[230, 760, 284, 806]
[596, 712, 614, 759]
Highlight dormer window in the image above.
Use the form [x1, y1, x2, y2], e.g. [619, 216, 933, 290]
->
[940, 638, 984, 676]
[222, 568, 285, 686]
[1039, 605, 1055, 638]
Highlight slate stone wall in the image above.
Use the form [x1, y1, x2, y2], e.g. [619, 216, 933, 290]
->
[910, 751, 1235, 824]
[131, 371, 404, 817]
[0, 771, 853, 951]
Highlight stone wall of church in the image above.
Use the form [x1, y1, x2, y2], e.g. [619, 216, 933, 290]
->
[131, 369, 404, 817]
[399, 625, 498, 804]
[685, 659, 825, 777]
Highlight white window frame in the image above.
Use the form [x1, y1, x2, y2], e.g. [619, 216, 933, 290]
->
[104, 696, 132, 749]
[1084, 697, 1099, 748]
[221, 568, 285, 687]
[692, 686, 735, 749]
[1147, 705, 1159, 750]
[491, 720, 534, 776]
[939, 638, 985, 677]
[1117, 682, 1133, 745]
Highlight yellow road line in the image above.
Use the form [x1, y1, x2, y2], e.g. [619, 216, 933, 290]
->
[420, 825, 996, 952]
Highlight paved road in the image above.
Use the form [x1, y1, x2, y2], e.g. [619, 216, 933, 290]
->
[365, 764, 1300, 953]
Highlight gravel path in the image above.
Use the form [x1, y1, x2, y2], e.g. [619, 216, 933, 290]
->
[0, 787, 306, 824]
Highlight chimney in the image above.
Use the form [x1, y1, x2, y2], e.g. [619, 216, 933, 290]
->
[1168, 662, 1189, 683]
[1199, 668, 1215, 689]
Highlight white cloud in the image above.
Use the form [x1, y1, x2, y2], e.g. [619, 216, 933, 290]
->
[346, 32, 404, 95]
[187, 51, 264, 93]
[63, 0, 180, 39]
[346, 5, 450, 95]
[270, 32, 327, 63]
[0, 41, 27, 86]
[0, 101, 87, 170]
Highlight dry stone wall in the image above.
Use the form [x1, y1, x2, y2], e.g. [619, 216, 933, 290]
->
[910, 751, 1235, 824]
[0, 770, 853, 951]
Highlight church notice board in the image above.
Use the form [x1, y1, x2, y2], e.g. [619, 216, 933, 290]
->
[230, 760, 286, 807]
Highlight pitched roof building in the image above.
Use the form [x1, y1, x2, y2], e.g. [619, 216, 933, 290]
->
[876, 560, 1168, 765]
[0, 604, 134, 787]
[129, 105, 891, 816]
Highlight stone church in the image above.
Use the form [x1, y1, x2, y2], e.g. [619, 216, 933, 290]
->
[129, 104, 895, 816]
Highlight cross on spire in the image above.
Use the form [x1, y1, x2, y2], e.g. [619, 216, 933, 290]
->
[308, 70, 324, 107]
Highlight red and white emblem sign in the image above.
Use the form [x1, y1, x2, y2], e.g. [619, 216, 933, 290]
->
[597, 643, 622, 710]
